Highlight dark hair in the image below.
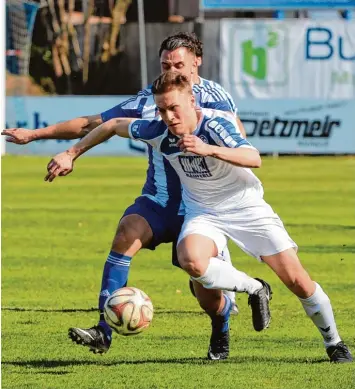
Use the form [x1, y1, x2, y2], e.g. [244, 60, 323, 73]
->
[158, 32, 203, 58]
[151, 71, 192, 95]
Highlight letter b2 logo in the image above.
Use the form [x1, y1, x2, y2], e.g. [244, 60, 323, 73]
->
[236, 25, 288, 86]
[242, 30, 279, 80]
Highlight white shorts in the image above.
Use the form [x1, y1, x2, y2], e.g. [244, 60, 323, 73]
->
[177, 199, 297, 261]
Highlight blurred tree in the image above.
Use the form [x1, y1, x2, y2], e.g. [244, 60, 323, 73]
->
[29, 0, 132, 94]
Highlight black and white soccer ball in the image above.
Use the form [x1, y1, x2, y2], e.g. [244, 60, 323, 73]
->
[104, 287, 154, 336]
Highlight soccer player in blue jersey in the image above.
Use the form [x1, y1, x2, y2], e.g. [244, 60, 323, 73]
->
[45, 71, 353, 363]
[2, 32, 272, 360]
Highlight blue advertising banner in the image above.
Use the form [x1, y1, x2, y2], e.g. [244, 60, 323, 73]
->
[202, 0, 355, 9]
[4, 96, 355, 155]
[5, 96, 147, 156]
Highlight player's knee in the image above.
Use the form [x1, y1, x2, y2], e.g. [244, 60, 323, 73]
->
[111, 216, 150, 252]
[111, 228, 133, 251]
[283, 273, 314, 297]
[178, 254, 205, 277]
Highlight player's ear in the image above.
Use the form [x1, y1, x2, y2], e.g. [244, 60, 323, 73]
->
[191, 94, 195, 107]
[196, 56, 202, 67]
[192, 56, 199, 73]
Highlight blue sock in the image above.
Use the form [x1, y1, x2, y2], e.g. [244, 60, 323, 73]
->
[211, 294, 232, 333]
[98, 251, 132, 336]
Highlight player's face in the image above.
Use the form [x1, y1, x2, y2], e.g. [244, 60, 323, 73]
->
[155, 88, 196, 136]
[160, 47, 198, 83]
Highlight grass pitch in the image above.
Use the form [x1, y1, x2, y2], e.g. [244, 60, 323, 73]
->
[2, 155, 355, 389]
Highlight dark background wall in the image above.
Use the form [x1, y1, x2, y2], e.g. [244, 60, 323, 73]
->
[29, 20, 222, 95]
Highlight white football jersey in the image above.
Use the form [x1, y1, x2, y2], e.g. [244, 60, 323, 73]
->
[100, 77, 238, 214]
[128, 108, 263, 215]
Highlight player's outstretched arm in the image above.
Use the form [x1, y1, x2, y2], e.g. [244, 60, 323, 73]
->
[45, 118, 135, 182]
[1, 114, 103, 144]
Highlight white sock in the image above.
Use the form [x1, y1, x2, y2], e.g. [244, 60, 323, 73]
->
[299, 283, 341, 347]
[218, 247, 237, 306]
[192, 257, 263, 295]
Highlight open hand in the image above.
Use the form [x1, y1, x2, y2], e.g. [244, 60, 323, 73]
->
[45, 151, 74, 182]
[1, 128, 34, 144]
[177, 134, 212, 156]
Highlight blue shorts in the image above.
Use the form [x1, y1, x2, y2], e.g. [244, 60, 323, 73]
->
[122, 196, 184, 267]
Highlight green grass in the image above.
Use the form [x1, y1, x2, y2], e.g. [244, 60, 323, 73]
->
[2, 155, 355, 389]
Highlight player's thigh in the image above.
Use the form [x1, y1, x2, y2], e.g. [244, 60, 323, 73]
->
[115, 196, 183, 253]
[177, 216, 227, 275]
[262, 249, 315, 298]
[225, 204, 297, 261]
[171, 215, 185, 268]
[178, 215, 227, 254]
[112, 197, 157, 252]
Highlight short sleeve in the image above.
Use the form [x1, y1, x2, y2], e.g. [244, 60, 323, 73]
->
[128, 119, 165, 149]
[101, 89, 152, 122]
[198, 80, 238, 116]
[205, 116, 254, 149]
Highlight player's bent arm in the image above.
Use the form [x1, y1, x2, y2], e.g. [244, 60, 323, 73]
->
[208, 146, 261, 168]
[1, 114, 103, 144]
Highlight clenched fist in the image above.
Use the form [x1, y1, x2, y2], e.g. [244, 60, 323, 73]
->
[177, 134, 212, 156]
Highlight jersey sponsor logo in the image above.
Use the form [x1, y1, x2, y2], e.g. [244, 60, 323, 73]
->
[178, 156, 212, 178]
[199, 135, 209, 144]
[131, 123, 141, 138]
[168, 137, 178, 147]
[160, 135, 180, 154]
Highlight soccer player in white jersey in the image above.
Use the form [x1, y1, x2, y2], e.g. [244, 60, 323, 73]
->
[45, 71, 353, 363]
[2, 33, 272, 360]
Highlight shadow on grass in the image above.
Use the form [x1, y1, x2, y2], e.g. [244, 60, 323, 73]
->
[2, 355, 328, 368]
[286, 224, 355, 231]
[299, 245, 355, 254]
[32, 371, 71, 375]
[2, 307, 98, 313]
[1, 307, 205, 315]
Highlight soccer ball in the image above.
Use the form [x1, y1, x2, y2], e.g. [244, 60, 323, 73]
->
[104, 287, 154, 336]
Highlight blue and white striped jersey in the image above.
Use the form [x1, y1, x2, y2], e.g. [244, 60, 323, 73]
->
[128, 108, 263, 216]
[101, 78, 238, 213]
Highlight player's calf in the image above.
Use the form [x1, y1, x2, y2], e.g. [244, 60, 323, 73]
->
[189, 279, 239, 314]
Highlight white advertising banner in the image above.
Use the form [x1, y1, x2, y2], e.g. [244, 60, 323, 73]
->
[5, 96, 147, 156]
[4, 96, 355, 155]
[220, 19, 355, 99]
[237, 99, 355, 154]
